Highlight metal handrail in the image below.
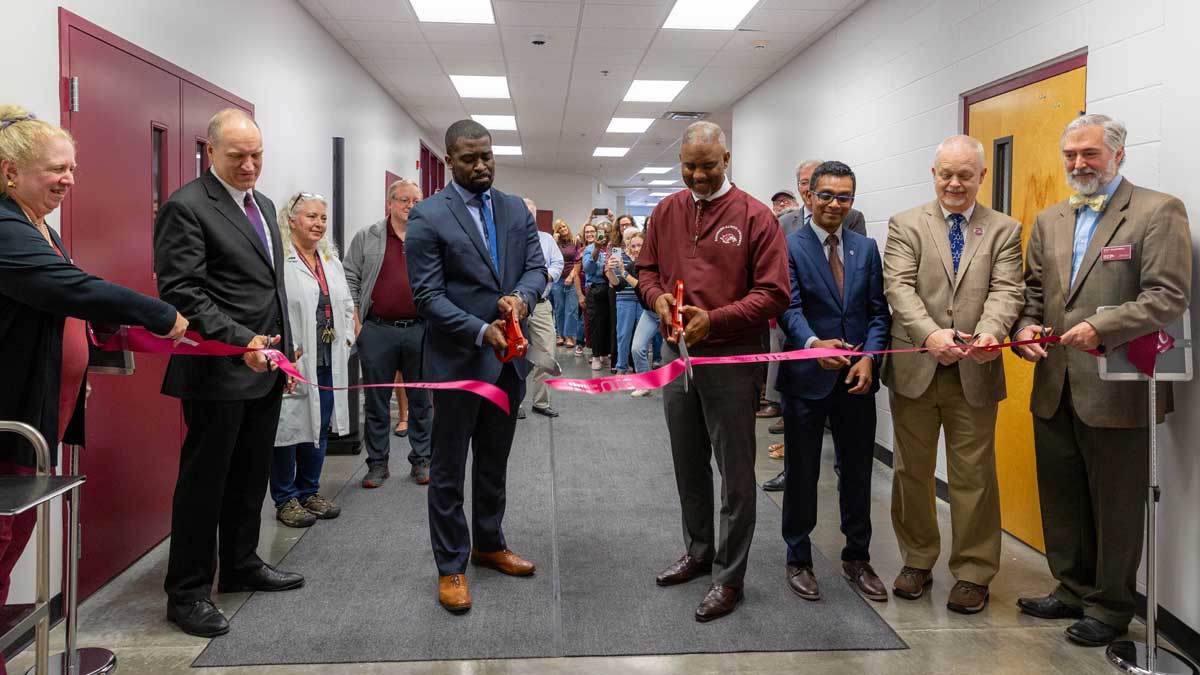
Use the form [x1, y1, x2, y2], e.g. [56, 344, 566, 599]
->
[0, 421, 51, 675]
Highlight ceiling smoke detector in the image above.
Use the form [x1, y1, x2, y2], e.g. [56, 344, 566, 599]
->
[529, 33, 549, 46]
[661, 111, 709, 121]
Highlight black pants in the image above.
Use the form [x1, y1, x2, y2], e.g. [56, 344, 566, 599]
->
[164, 377, 284, 602]
[427, 364, 524, 575]
[358, 318, 432, 466]
[586, 283, 613, 358]
[781, 376, 876, 567]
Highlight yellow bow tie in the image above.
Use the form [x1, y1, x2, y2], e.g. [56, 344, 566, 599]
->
[1069, 193, 1108, 212]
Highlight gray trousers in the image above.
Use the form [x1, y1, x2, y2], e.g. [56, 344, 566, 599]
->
[662, 342, 760, 587]
[357, 319, 432, 466]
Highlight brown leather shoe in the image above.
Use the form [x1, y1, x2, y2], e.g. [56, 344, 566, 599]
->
[843, 561, 888, 602]
[756, 403, 782, 418]
[892, 566, 933, 600]
[470, 548, 535, 576]
[786, 564, 820, 601]
[947, 580, 989, 614]
[438, 574, 471, 613]
[695, 584, 743, 622]
[769, 418, 785, 434]
[656, 554, 713, 586]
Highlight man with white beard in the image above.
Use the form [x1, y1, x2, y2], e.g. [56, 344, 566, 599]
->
[1012, 114, 1191, 647]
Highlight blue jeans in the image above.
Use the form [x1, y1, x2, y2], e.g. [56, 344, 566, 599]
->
[271, 365, 333, 508]
[631, 308, 662, 373]
[615, 294, 640, 372]
[549, 277, 569, 337]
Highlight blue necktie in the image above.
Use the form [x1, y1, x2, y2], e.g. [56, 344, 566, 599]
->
[478, 193, 500, 273]
[948, 213, 965, 274]
[243, 193, 273, 267]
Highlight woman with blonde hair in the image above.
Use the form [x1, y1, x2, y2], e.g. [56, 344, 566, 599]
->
[270, 192, 355, 527]
[550, 218, 578, 347]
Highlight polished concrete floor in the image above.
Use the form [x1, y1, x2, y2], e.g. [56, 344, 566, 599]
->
[12, 348, 1154, 674]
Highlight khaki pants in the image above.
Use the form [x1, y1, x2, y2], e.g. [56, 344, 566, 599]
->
[528, 300, 558, 409]
[889, 365, 1001, 585]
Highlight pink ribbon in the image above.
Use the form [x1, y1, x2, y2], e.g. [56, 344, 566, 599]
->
[90, 327, 512, 414]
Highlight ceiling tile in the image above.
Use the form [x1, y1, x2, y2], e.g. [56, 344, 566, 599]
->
[578, 27, 657, 49]
[319, 0, 415, 22]
[437, 57, 508, 76]
[494, 1, 581, 27]
[638, 49, 716, 68]
[338, 20, 424, 42]
[634, 63, 705, 80]
[506, 60, 573, 80]
[465, 99, 517, 115]
[501, 27, 577, 60]
[419, 23, 501, 45]
[650, 29, 733, 52]
[356, 40, 432, 59]
[581, 3, 672, 29]
[573, 46, 647, 66]
[740, 9, 837, 33]
[760, 0, 856, 9]
[572, 63, 637, 81]
[723, 30, 811, 53]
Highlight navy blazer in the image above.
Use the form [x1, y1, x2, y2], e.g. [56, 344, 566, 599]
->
[777, 224, 890, 400]
[405, 183, 546, 384]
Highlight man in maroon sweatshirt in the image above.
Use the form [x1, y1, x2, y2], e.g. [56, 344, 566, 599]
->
[638, 121, 790, 622]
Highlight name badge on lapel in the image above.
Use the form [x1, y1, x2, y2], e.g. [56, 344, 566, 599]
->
[1101, 244, 1132, 262]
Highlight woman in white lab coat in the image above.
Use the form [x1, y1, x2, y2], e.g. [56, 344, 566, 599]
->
[271, 192, 356, 528]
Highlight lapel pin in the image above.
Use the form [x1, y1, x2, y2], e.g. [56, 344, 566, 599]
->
[974, 227, 983, 236]
[848, 249, 855, 256]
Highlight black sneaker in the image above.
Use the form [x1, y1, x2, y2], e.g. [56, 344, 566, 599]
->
[410, 460, 430, 485]
[362, 464, 389, 488]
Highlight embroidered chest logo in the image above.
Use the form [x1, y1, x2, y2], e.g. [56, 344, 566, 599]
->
[714, 224, 743, 246]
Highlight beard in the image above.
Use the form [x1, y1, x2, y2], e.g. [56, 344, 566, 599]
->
[1066, 157, 1118, 195]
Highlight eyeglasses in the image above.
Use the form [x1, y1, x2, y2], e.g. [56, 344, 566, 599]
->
[391, 196, 419, 205]
[289, 192, 326, 212]
[813, 192, 855, 205]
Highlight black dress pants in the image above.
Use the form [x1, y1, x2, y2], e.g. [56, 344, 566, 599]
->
[165, 376, 284, 602]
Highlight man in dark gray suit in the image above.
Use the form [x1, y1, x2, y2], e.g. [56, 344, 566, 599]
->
[154, 109, 303, 638]
[406, 120, 546, 613]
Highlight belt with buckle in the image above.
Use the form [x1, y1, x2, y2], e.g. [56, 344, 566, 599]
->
[368, 315, 423, 328]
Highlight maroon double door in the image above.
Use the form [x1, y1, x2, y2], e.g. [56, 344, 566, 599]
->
[58, 9, 252, 599]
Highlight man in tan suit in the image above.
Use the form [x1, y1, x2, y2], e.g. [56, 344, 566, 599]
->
[882, 135, 1024, 614]
[1012, 114, 1191, 647]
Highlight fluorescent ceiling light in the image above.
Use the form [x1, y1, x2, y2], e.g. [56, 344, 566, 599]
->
[410, 0, 495, 24]
[640, 166, 673, 174]
[649, 179, 677, 185]
[663, 0, 757, 30]
[593, 147, 630, 157]
[606, 117, 655, 133]
[471, 114, 517, 131]
[450, 75, 510, 99]
[492, 145, 522, 155]
[624, 80, 688, 102]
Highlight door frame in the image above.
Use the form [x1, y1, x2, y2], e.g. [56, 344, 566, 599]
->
[961, 51, 1087, 133]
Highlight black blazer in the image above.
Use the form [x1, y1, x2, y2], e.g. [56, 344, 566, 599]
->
[153, 172, 290, 400]
[0, 196, 176, 466]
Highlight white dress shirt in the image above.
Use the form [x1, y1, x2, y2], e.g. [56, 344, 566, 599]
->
[210, 168, 274, 262]
[804, 220, 845, 349]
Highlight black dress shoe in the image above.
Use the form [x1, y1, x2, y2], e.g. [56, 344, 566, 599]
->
[763, 471, 785, 492]
[516, 407, 527, 419]
[167, 598, 229, 637]
[1066, 616, 1126, 647]
[1017, 595, 1084, 620]
[218, 565, 305, 593]
[531, 405, 559, 418]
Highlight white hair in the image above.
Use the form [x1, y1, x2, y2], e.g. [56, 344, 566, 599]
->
[934, 135, 985, 169]
[794, 159, 823, 180]
[278, 192, 338, 259]
[623, 226, 641, 242]
[387, 177, 421, 201]
[682, 121, 727, 150]
[1062, 113, 1127, 167]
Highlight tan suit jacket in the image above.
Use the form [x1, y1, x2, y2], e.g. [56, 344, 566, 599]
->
[882, 200, 1024, 407]
[1014, 178, 1191, 428]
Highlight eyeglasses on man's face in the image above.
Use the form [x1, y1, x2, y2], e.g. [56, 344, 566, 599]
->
[813, 192, 855, 205]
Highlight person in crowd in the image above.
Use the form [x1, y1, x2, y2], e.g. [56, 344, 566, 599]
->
[607, 227, 643, 374]
[345, 178, 433, 487]
[770, 189, 799, 216]
[155, 108, 303, 637]
[628, 269, 665, 397]
[551, 219, 578, 347]
[522, 197, 564, 418]
[270, 192, 355, 528]
[405, 119, 546, 613]
[640, 121, 789, 622]
[882, 134, 1023, 614]
[582, 217, 614, 371]
[779, 159, 866, 237]
[1013, 114, 1191, 647]
[776, 161, 891, 604]
[572, 221, 598, 357]
[0, 106, 187, 632]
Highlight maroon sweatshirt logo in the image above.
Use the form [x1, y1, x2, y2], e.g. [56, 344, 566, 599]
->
[714, 224, 743, 247]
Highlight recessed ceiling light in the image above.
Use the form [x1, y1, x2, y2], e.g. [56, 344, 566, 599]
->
[593, 147, 630, 157]
[450, 75, 510, 99]
[663, 0, 756, 30]
[624, 80, 688, 103]
[640, 166, 673, 174]
[410, 0, 495, 24]
[471, 114, 517, 131]
[492, 145, 522, 155]
[606, 117, 655, 133]
[649, 179, 677, 185]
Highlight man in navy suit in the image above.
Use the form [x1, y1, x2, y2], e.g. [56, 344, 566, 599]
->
[776, 161, 891, 603]
[405, 120, 546, 613]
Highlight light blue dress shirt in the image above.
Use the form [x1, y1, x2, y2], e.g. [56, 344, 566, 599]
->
[1070, 175, 1123, 287]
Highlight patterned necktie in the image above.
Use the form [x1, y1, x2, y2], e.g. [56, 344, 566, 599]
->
[243, 192, 273, 267]
[826, 232, 844, 298]
[1069, 192, 1108, 212]
[478, 193, 500, 273]
[948, 213, 965, 274]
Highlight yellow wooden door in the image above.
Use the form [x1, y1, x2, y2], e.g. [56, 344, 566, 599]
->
[967, 65, 1086, 552]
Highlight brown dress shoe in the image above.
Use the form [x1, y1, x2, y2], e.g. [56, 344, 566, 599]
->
[695, 584, 743, 622]
[786, 564, 820, 601]
[470, 549, 535, 576]
[656, 554, 713, 586]
[768, 418, 785, 434]
[438, 574, 471, 613]
[947, 580, 989, 614]
[843, 561, 888, 602]
[755, 403, 782, 418]
[892, 566, 933, 600]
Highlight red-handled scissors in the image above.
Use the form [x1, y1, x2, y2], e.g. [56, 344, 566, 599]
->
[671, 279, 693, 391]
[495, 313, 529, 363]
